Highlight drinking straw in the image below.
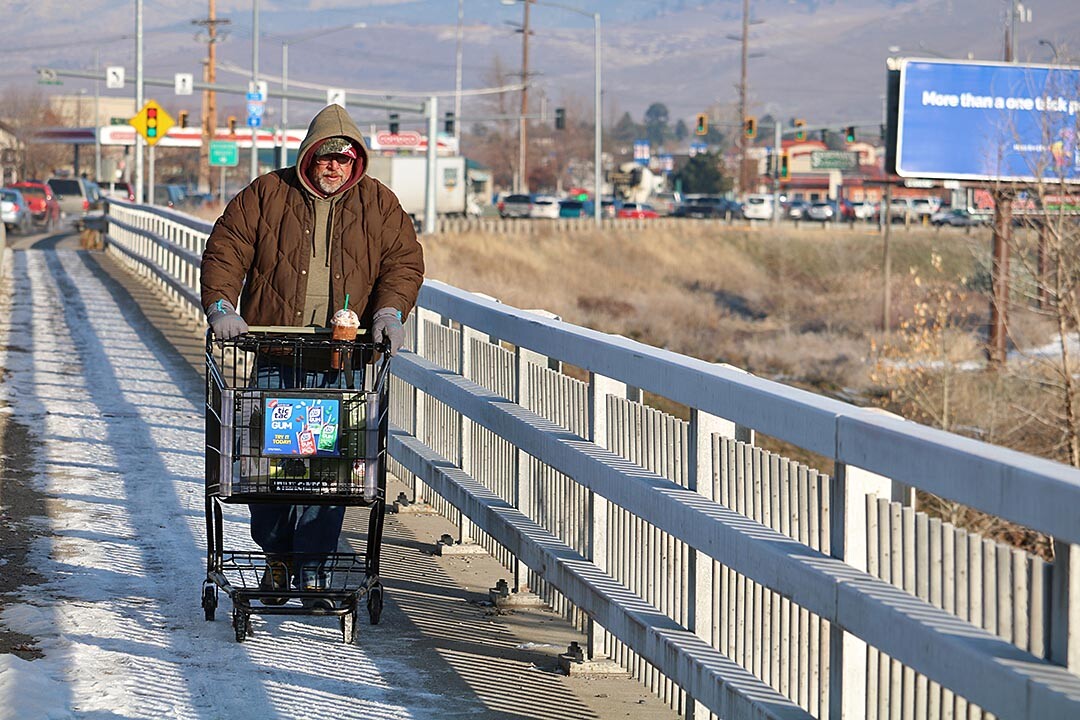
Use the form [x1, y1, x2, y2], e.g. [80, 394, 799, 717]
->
[344, 294, 350, 311]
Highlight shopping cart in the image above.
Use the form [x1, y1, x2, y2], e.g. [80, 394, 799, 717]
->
[201, 326, 390, 643]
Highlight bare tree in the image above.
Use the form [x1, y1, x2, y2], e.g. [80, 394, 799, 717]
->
[461, 55, 517, 190]
[0, 85, 69, 180]
[997, 63, 1080, 467]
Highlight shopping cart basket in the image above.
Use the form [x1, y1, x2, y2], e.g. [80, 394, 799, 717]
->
[201, 326, 390, 643]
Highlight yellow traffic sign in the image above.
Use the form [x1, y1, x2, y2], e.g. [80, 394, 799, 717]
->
[129, 100, 174, 146]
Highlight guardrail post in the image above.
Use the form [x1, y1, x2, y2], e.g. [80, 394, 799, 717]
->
[457, 324, 480, 546]
[686, 407, 727, 720]
[829, 463, 893, 719]
[587, 371, 625, 661]
[410, 307, 434, 505]
[513, 344, 547, 593]
[1050, 541, 1080, 672]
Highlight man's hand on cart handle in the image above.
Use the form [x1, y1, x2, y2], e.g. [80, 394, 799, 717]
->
[206, 299, 249, 340]
[372, 307, 404, 355]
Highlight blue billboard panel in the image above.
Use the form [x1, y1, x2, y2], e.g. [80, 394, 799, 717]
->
[897, 58, 1080, 182]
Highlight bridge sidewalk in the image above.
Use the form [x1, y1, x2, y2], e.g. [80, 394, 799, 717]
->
[91, 244, 678, 719]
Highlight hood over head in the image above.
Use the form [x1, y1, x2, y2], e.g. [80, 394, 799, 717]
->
[296, 104, 370, 197]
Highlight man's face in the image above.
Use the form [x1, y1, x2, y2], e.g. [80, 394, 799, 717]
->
[309, 154, 354, 194]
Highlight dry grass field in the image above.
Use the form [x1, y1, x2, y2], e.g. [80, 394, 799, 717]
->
[423, 222, 995, 394]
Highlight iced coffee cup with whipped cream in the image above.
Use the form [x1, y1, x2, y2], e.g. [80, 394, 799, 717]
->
[330, 308, 359, 370]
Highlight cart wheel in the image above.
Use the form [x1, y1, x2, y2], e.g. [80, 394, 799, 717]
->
[341, 605, 358, 644]
[202, 585, 217, 622]
[233, 608, 250, 642]
[367, 586, 384, 625]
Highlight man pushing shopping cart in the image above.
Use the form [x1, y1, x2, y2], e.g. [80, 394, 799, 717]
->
[199, 103, 424, 643]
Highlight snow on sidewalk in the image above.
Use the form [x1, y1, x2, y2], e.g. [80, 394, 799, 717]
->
[0, 249, 443, 719]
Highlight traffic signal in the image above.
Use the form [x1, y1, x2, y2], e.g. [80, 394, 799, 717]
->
[780, 151, 789, 180]
[179, 110, 188, 129]
[695, 113, 708, 136]
[555, 107, 566, 130]
[146, 107, 158, 139]
[444, 111, 455, 134]
[389, 113, 399, 135]
[744, 116, 757, 139]
[845, 125, 856, 143]
[228, 115, 237, 134]
[794, 118, 806, 141]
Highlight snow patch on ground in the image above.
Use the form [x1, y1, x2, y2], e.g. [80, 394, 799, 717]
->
[0, 250, 436, 719]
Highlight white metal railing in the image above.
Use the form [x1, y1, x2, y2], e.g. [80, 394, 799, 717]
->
[102, 202, 1080, 720]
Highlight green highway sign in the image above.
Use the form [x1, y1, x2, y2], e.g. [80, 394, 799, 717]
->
[810, 150, 858, 171]
[209, 140, 239, 167]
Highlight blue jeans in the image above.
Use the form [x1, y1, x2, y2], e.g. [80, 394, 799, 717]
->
[248, 362, 360, 564]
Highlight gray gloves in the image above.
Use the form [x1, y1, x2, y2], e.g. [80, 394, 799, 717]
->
[206, 299, 249, 340]
[372, 307, 405, 354]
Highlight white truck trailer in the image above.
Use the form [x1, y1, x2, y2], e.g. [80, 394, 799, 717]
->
[364, 155, 472, 222]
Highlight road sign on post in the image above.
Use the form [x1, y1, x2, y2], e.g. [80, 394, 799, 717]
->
[129, 100, 174, 146]
[810, 150, 858, 170]
[175, 73, 193, 96]
[106, 66, 125, 89]
[209, 141, 239, 167]
[246, 91, 265, 128]
[327, 88, 346, 108]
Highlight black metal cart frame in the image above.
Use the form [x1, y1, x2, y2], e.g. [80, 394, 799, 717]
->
[202, 327, 391, 643]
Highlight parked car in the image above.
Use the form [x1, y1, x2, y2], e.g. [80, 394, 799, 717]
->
[600, 197, 621, 218]
[153, 184, 191, 209]
[887, 197, 916, 223]
[741, 193, 775, 220]
[911, 197, 941, 219]
[649, 191, 681, 216]
[851, 201, 878, 221]
[785, 199, 811, 220]
[931, 208, 983, 227]
[674, 196, 730, 219]
[47, 176, 97, 224]
[8, 181, 61, 230]
[558, 199, 587, 218]
[100, 181, 135, 202]
[806, 199, 856, 222]
[498, 193, 532, 218]
[617, 202, 659, 219]
[529, 195, 561, 219]
[0, 188, 33, 235]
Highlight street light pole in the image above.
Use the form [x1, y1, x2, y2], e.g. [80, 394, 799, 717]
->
[518, 0, 531, 194]
[736, 0, 749, 197]
[592, 11, 601, 227]
[281, 40, 289, 168]
[250, 0, 259, 182]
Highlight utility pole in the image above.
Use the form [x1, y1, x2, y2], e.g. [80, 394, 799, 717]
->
[455, 0, 464, 148]
[736, 0, 749, 197]
[988, 0, 1028, 364]
[517, 0, 531, 194]
[193, 0, 229, 196]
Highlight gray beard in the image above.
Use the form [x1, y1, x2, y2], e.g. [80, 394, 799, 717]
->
[315, 174, 346, 195]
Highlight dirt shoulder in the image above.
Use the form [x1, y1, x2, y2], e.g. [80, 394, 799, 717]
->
[0, 316, 46, 660]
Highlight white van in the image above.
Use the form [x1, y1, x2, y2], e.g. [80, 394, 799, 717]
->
[741, 193, 775, 220]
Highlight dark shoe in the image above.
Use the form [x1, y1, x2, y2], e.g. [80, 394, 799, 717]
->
[259, 559, 290, 606]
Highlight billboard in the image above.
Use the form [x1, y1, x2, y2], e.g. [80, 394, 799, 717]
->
[896, 58, 1080, 182]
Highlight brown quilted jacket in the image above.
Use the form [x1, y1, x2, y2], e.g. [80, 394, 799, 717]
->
[200, 105, 425, 328]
